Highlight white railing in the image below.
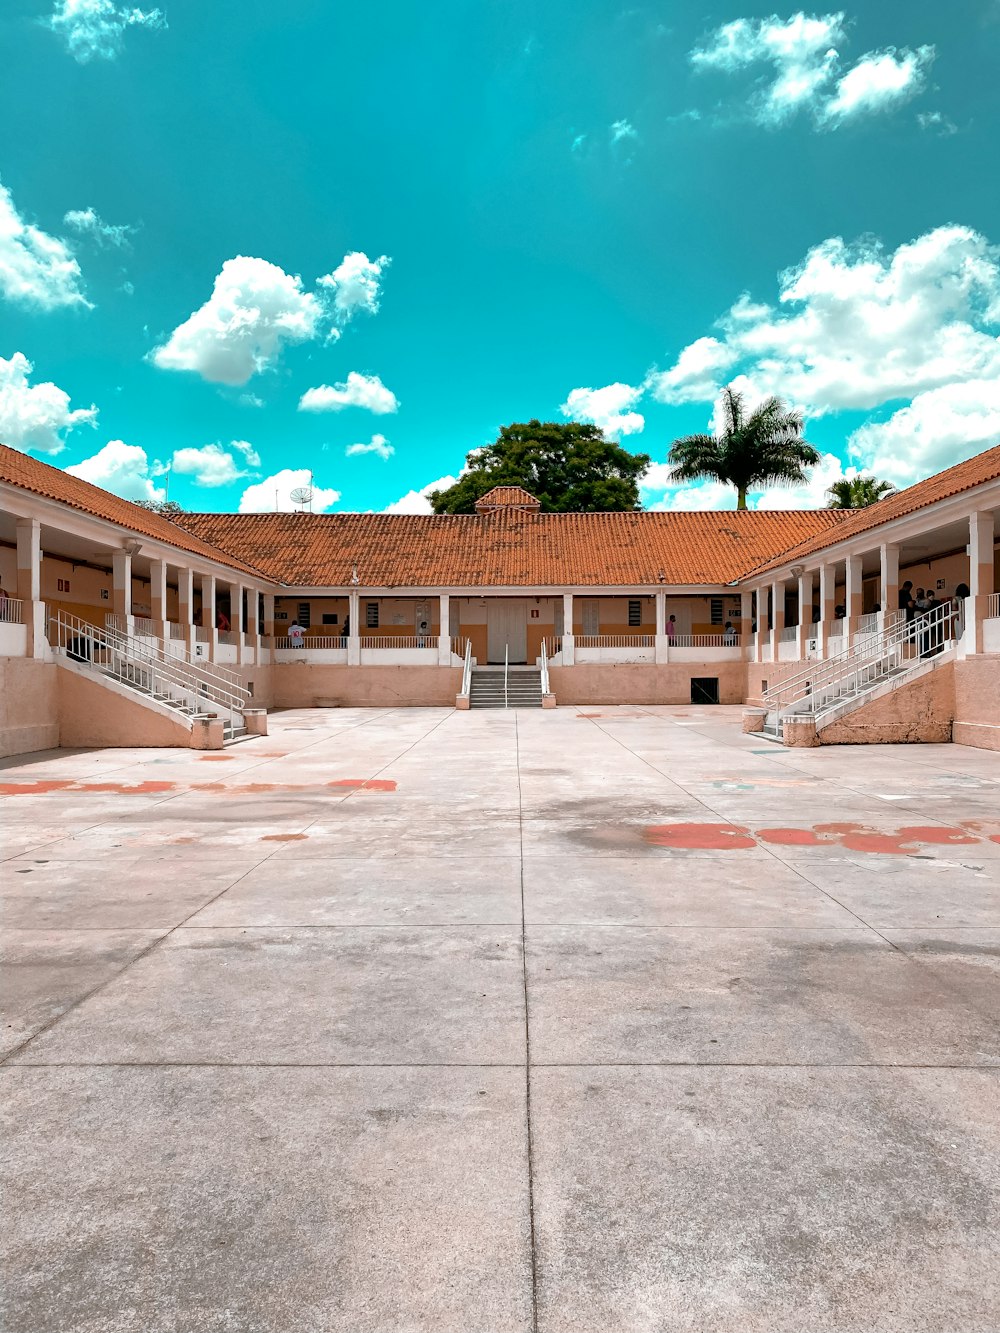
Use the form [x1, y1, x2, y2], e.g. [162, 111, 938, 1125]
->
[274, 634, 345, 649]
[134, 617, 156, 636]
[48, 610, 250, 728]
[195, 625, 211, 642]
[857, 612, 879, 633]
[360, 635, 439, 650]
[544, 636, 563, 658]
[762, 601, 955, 725]
[540, 638, 550, 696]
[575, 634, 653, 648]
[831, 618, 846, 636]
[169, 622, 187, 639]
[988, 593, 1000, 618]
[460, 638, 473, 698]
[504, 642, 509, 709]
[779, 625, 798, 642]
[0, 597, 24, 625]
[672, 633, 741, 648]
[218, 629, 236, 645]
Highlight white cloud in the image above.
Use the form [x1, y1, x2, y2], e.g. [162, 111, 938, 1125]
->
[0, 352, 97, 455]
[238, 468, 340, 513]
[65, 440, 165, 502]
[0, 181, 89, 310]
[848, 379, 1000, 486]
[823, 46, 933, 123]
[383, 474, 458, 514]
[46, 0, 166, 62]
[647, 225, 1000, 420]
[560, 382, 645, 436]
[346, 433, 394, 460]
[299, 372, 399, 415]
[690, 12, 934, 128]
[641, 451, 853, 510]
[917, 110, 957, 136]
[169, 441, 259, 487]
[152, 257, 323, 385]
[610, 119, 638, 143]
[63, 207, 133, 248]
[317, 252, 390, 324]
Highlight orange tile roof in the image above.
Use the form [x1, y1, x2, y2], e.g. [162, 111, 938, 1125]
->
[749, 443, 1000, 578]
[0, 444, 267, 578]
[474, 485, 541, 511]
[175, 507, 849, 587]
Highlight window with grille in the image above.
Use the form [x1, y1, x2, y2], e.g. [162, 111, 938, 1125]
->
[366, 602, 379, 628]
[321, 613, 339, 626]
[297, 602, 311, 628]
[628, 599, 641, 626]
[710, 597, 724, 624]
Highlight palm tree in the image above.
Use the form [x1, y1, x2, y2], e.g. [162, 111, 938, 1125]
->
[667, 386, 819, 511]
[826, 476, 895, 509]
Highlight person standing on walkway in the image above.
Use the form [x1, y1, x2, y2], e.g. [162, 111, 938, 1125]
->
[288, 619, 305, 648]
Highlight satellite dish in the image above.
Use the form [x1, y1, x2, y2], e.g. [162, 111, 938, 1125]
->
[289, 486, 313, 511]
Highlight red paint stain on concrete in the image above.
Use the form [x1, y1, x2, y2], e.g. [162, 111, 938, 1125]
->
[757, 827, 827, 846]
[260, 832, 309, 842]
[199, 755, 233, 761]
[644, 823, 756, 850]
[328, 779, 397, 792]
[895, 826, 979, 846]
[0, 780, 76, 795]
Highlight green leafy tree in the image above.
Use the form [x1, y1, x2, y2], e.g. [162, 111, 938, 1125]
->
[666, 386, 819, 511]
[134, 499, 186, 517]
[430, 420, 651, 514]
[826, 476, 895, 509]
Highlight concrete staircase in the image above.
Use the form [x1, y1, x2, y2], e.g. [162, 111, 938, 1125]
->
[469, 666, 544, 709]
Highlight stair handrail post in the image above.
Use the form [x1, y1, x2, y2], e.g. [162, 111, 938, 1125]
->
[460, 638, 473, 698]
[504, 643, 509, 710]
[540, 638, 549, 697]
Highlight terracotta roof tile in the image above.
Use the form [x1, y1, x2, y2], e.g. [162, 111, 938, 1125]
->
[474, 485, 541, 511]
[0, 444, 267, 579]
[748, 444, 1000, 578]
[176, 507, 849, 588]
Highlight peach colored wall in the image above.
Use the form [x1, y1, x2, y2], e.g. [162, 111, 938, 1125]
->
[548, 662, 746, 705]
[38, 553, 181, 627]
[0, 657, 59, 757]
[745, 661, 805, 705]
[818, 664, 955, 746]
[56, 667, 194, 748]
[952, 656, 1000, 751]
[267, 664, 462, 708]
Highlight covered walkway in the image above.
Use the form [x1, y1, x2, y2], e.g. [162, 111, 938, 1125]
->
[2, 708, 999, 1331]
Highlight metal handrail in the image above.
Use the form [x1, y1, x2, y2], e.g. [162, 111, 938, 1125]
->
[540, 638, 549, 696]
[460, 638, 473, 697]
[504, 643, 509, 710]
[49, 610, 250, 726]
[575, 634, 654, 648]
[762, 603, 953, 717]
[0, 596, 24, 625]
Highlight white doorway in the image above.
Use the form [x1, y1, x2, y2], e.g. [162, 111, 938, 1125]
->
[581, 598, 600, 636]
[487, 600, 528, 663]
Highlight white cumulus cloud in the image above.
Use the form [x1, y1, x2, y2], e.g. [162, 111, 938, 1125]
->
[346, 433, 394, 460]
[823, 46, 934, 123]
[152, 256, 323, 385]
[65, 440, 165, 503]
[848, 379, 1000, 486]
[46, 0, 166, 63]
[647, 225, 1000, 423]
[317, 252, 390, 324]
[0, 181, 90, 310]
[0, 353, 97, 455]
[560, 383, 645, 436]
[690, 12, 933, 128]
[383, 474, 459, 514]
[63, 207, 134, 248]
[299, 372, 399, 415]
[169, 441, 260, 487]
[238, 468, 341, 513]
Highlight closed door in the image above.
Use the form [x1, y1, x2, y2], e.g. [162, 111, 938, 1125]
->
[487, 600, 528, 663]
[581, 599, 600, 636]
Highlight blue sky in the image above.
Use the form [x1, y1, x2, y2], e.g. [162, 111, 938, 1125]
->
[1, 0, 999, 513]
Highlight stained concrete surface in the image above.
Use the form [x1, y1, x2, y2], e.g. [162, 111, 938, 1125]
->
[1, 704, 999, 1332]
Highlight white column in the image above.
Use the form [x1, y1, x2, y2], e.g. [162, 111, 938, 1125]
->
[769, 580, 783, 660]
[150, 559, 167, 637]
[740, 590, 752, 649]
[969, 510, 996, 653]
[845, 554, 863, 641]
[348, 589, 361, 666]
[15, 517, 43, 657]
[437, 593, 452, 664]
[797, 571, 813, 659]
[177, 568, 195, 656]
[561, 592, 575, 665]
[201, 573, 217, 660]
[232, 582, 246, 661]
[245, 587, 260, 665]
[879, 543, 899, 631]
[655, 590, 667, 664]
[112, 549, 132, 625]
[752, 589, 764, 663]
[818, 563, 835, 657]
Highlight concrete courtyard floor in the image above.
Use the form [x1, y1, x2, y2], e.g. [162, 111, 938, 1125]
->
[1, 703, 999, 1333]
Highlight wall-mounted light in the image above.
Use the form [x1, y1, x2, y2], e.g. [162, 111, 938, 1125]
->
[123, 539, 142, 557]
